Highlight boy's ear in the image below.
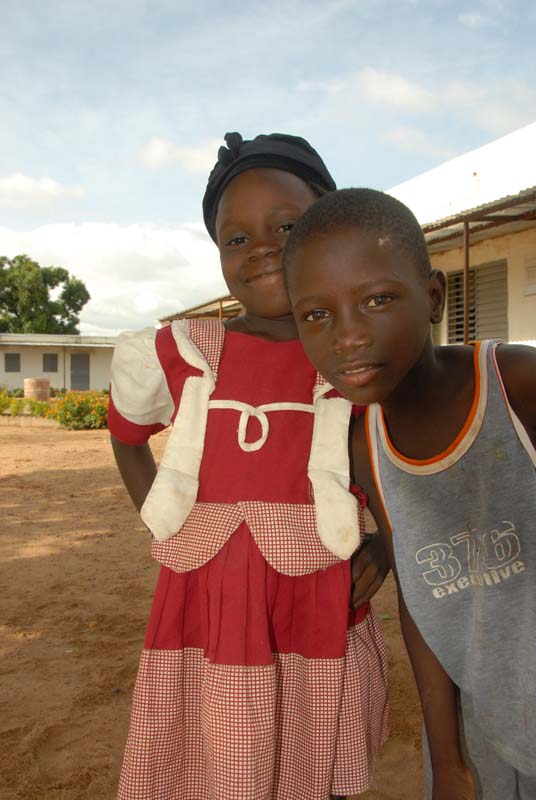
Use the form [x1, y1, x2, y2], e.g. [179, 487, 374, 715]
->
[428, 269, 446, 324]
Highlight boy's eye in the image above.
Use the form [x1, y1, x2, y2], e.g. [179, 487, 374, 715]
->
[303, 309, 330, 322]
[365, 295, 393, 308]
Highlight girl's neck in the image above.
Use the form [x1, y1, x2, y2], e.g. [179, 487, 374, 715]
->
[224, 312, 299, 342]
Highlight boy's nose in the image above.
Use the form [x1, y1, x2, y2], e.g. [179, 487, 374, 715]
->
[333, 314, 371, 355]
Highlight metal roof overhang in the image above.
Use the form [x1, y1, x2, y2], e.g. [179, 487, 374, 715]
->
[423, 186, 536, 253]
[160, 294, 243, 323]
[0, 335, 116, 348]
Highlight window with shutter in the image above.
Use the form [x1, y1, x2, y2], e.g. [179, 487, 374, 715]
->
[447, 260, 507, 343]
[5, 353, 21, 372]
[43, 353, 58, 372]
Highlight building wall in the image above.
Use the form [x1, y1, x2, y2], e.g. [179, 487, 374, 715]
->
[89, 349, 114, 390]
[430, 226, 536, 345]
[0, 346, 113, 392]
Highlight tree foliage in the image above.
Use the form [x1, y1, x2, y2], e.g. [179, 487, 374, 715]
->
[0, 254, 91, 334]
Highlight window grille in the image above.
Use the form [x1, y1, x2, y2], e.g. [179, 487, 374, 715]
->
[447, 260, 508, 343]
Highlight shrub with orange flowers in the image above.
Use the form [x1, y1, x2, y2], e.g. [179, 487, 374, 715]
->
[47, 391, 109, 430]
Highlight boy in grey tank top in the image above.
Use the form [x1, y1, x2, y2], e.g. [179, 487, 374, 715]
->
[284, 188, 536, 800]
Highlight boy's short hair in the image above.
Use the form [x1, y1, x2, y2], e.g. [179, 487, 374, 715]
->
[284, 187, 431, 278]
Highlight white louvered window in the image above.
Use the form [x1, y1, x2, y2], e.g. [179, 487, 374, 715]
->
[447, 260, 508, 343]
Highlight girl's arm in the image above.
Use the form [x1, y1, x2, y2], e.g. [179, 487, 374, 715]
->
[111, 435, 157, 512]
[352, 416, 475, 800]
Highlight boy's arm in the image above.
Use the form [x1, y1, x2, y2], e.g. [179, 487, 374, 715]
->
[495, 344, 536, 445]
[397, 592, 474, 799]
[111, 435, 157, 513]
[352, 416, 474, 800]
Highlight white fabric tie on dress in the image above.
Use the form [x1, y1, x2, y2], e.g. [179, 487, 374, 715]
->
[208, 400, 314, 452]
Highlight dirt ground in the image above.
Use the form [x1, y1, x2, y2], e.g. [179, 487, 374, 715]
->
[0, 425, 423, 800]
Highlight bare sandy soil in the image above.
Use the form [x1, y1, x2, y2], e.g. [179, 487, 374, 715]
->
[0, 426, 423, 800]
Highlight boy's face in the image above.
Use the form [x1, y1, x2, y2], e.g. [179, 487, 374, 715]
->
[215, 168, 318, 319]
[287, 226, 444, 405]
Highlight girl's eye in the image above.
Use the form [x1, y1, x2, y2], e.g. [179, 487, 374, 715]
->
[365, 295, 393, 308]
[277, 222, 295, 234]
[303, 309, 330, 322]
[226, 235, 247, 247]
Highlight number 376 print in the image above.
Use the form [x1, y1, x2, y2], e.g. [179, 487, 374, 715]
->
[414, 521, 526, 599]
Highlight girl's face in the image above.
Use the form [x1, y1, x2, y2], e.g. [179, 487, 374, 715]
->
[215, 168, 318, 319]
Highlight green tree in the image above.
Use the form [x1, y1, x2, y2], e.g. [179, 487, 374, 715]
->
[0, 254, 91, 334]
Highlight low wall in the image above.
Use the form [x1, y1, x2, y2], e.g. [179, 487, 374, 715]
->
[0, 414, 60, 428]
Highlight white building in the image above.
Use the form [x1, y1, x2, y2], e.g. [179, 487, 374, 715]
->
[388, 121, 536, 347]
[0, 333, 116, 392]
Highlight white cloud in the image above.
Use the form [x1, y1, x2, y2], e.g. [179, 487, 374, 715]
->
[384, 125, 455, 160]
[298, 68, 435, 113]
[458, 11, 486, 27]
[444, 80, 536, 135]
[297, 77, 347, 94]
[0, 222, 226, 335]
[296, 67, 536, 145]
[0, 173, 85, 209]
[141, 137, 222, 173]
[357, 68, 436, 113]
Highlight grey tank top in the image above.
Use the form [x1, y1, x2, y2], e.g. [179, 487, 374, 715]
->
[367, 340, 536, 774]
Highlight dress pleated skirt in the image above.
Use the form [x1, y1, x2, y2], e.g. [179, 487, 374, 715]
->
[118, 524, 389, 800]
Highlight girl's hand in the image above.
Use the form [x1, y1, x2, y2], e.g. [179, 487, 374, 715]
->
[350, 533, 390, 607]
[432, 764, 475, 800]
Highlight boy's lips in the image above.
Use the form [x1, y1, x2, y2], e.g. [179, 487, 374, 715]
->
[333, 362, 382, 388]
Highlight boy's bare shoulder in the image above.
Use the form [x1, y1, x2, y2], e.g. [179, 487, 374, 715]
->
[495, 343, 536, 439]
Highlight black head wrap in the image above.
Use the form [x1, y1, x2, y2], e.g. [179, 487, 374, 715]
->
[202, 131, 336, 242]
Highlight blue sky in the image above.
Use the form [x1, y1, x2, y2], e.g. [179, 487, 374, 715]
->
[1, 0, 535, 333]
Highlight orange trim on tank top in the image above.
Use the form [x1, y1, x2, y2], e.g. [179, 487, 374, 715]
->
[380, 341, 482, 467]
[365, 407, 393, 534]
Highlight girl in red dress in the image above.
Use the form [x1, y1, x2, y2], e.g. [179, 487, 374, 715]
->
[109, 132, 389, 800]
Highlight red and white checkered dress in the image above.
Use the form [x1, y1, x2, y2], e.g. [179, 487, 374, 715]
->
[109, 320, 389, 800]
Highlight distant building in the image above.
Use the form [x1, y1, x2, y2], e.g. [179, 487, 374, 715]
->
[0, 333, 116, 392]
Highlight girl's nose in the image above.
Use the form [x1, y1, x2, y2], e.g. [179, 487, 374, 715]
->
[248, 239, 280, 261]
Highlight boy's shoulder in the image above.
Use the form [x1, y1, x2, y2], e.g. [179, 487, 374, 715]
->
[494, 341, 536, 377]
[433, 340, 536, 439]
[494, 343, 536, 441]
